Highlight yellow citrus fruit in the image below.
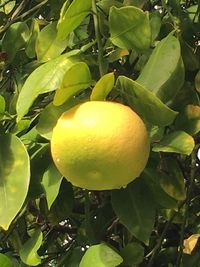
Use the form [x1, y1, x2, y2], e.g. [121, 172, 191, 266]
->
[51, 101, 150, 190]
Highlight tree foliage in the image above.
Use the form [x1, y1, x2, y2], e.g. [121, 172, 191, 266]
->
[0, 0, 199, 266]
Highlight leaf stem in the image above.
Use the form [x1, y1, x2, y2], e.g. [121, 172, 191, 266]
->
[92, 0, 105, 77]
[175, 149, 197, 266]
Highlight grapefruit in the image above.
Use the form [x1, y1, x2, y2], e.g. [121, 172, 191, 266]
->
[51, 101, 150, 190]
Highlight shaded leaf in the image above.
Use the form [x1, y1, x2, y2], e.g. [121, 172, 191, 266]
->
[49, 179, 74, 223]
[137, 34, 184, 103]
[2, 22, 29, 62]
[111, 179, 156, 244]
[120, 242, 144, 265]
[142, 168, 177, 208]
[36, 98, 81, 140]
[195, 70, 200, 93]
[53, 62, 92, 106]
[0, 253, 13, 267]
[175, 105, 200, 135]
[90, 72, 115, 101]
[57, 0, 92, 40]
[150, 12, 161, 42]
[0, 134, 30, 230]
[152, 131, 195, 155]
[109, 6, 151, 51]
[16, 51, 80, 121]
[36, 22, 68, 62]
[19, 229, 42, 266]
[116, 76, 178, 126]
[42, 163, 63, 209]
[159, 158, 186, 201]
[79, 243, 123, 267]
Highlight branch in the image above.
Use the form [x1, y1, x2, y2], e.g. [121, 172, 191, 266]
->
[175, 148, 197, 266]
[146, 201, 185, 267]
[0, 0, 48, 34]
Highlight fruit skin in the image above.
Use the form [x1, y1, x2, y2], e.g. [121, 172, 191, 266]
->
[51, 101, 150, 190]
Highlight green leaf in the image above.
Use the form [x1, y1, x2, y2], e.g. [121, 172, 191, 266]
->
[150, 12, 161, 42]
[111, 179, 156, 244]
[120, 242, 144, 265]
[2, 22, 29, 62]
[36, 98, 80, 140]
[36, 22, 68, 62]
[116, 76, 178, 126]
[109, 6, 151, 51]
[152, 131, 195, 155]
[0, 134, 30, 230]
[195, 70, 200, 93]
[25, 19, 40, 59]
[175, 105, 200, 135]
[90, 72, 115, 101]
[49, 179, 74, 224]
[19, 229, 42, 266]
[137, 34, 184, 103]
[0, 253, 13, 267]
[53, 62, 92, 106]
[159, 158, 186, 201]
[16, 51, 80, 121]
[42, 164, 63, 209]
[57, 0, 92, 40]
[79, 243, 123, 267]
[0, 95, 5, 113]
[142, 169, 177, 208]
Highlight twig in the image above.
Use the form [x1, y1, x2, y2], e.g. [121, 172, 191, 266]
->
[147, 201, 185, 267]
[175, 148, 197, 266]
[0, 0, 48, 34]
[84, 190, 93, 243]
[92, 0, 105, 77]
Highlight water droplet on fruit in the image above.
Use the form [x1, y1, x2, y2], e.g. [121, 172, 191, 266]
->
[56, 158, 60, 163]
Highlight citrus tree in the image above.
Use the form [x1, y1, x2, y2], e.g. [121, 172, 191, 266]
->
[0, 0, 199, 266]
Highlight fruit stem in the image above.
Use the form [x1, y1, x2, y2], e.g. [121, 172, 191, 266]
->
[92, 0, 105, 77]
[84, 190, 93, 243]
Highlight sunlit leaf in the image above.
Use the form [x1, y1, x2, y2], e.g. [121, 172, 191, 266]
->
[16, 51, 80, 121]
[183, 234, 200, 255]
[57, 0, 92, 40]
[150, 11, 161, 42]
[152, 131, 195, 155]
[79, 243, 123, 267]
[90, 72, 115, 101]
[25, 19, 40, 59]
[42, 164, 63, 209]
[109, 6, 151, 51]
[0, 134, 30, 230]
[53, 62, 92, 106]
[36, 22, 68, 62]
[111, 179, 156, 244]
[116, 76, 178, 126]
[19, 229, 42, 266]
[0, 95, 5, 114]
[137, 34, 184, 103]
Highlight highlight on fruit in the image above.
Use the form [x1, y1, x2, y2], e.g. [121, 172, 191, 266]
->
[51, 101, 150, 190]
